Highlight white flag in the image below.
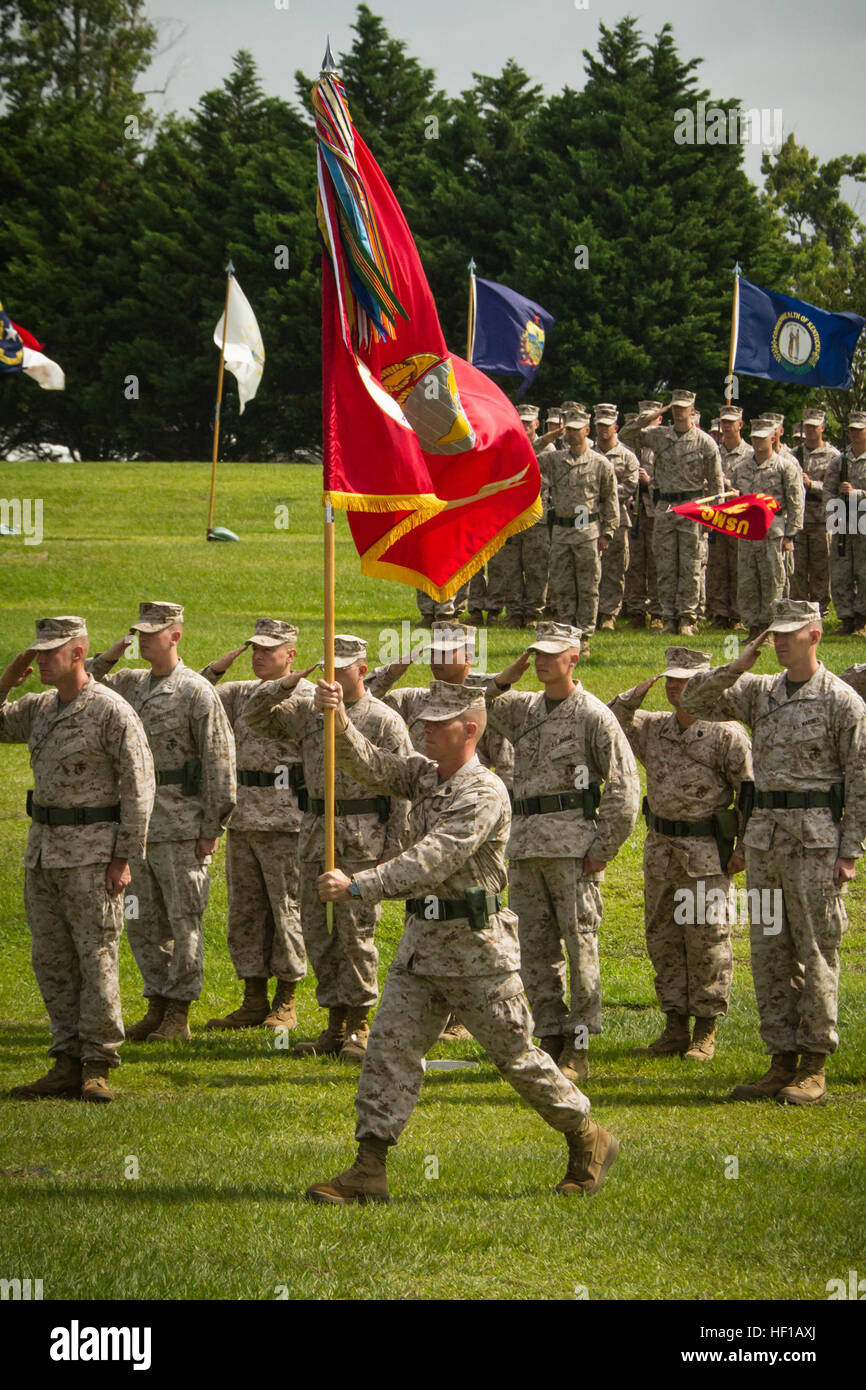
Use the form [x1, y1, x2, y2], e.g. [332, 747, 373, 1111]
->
[213, 276, 265, 414]
[22, 345, 65, 390]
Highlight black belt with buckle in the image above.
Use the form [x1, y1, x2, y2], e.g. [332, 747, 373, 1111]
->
[644, 801, 715, 838]
[405, 893, 502, 922]
[512, 787, 601, 818]
[754, 787, 839, 810]
[27, 790, 120, 826]
[551, 511, 600, 527]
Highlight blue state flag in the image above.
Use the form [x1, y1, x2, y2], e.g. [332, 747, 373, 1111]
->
[734, 278, 865, 389]
[0, 300, 24, 375]
[470, 276, 554, 400]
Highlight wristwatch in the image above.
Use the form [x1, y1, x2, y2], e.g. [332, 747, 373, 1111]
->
[347, 878, 361, 899]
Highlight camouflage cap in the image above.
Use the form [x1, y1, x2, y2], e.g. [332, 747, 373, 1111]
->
[564, 410, 591, 428]
[711, 418, 721, 431]
[639, 399, 665, 413]
[130, 601, 184, 633]
[246, 618, 299, 648]
[518, 404, 539, 421]
[792, 424, 804, 438]
[332, 634, 367, 668]
[528, 621, 582, 654]
[762, 412, 784, 425]
[427, 622, 477, 656]
[671, 389, 696, 407]
[719, 405, 743, 421]
[421, 680, 485, 724]
[767, 599, 822, 633]
[803, 407, 825, 426]
[31, 615, 88, 651]
[559, 400, 586, 415]
[593, 402, 619, 424]
[692, 410, 702, 424]
[546, 409, 563, 426]
[661, 646, 711, 679]
[849, 410, 866, 428]
[750, 420, 774, 438]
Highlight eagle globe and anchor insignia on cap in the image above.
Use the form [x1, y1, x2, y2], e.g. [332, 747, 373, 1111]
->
[519, 314, 546, 370]
[771, 311, 822, 375]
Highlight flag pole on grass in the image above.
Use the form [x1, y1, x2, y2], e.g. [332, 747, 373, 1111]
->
[208, 260, 234, 538]
[320, 39, 338, 931]
[726, 263, 742, 406]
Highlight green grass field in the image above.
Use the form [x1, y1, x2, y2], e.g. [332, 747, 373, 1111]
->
[1, 461, 864, 1301]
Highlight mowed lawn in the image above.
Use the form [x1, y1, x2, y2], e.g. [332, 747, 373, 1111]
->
[0, 460, 864, 1301]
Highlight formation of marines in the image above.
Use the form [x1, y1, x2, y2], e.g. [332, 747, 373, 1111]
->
[424, 397, 866, 649]
[2, 395, 865, 1201]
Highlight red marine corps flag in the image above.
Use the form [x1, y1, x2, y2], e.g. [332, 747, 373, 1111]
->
[672, 493, 781, 542]
[313, 46, 541, 599]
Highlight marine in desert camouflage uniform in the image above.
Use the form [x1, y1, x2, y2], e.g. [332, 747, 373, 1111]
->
[682, 600, 866, 1106]
[790, 407, 839, 613]
[610, 648, 752, 1061]
[90, 602, 236, 1042]
[199, 619, 311, 1033]
[1, 617, 154, 1103]
[545, 410, 619, 650]
[730, 421, 804, 640]
[622, 402, 664, 630]
[706, 405, 747, 629]
[824, 410, 866, 635]
[486, 624, 640, 1083]
[485, 404, 555, 628]
[623, 390, 724, 636]
[305, 678, 621, 1205]
[244, 635, 412, 1063]
[595, 403, 640, 632]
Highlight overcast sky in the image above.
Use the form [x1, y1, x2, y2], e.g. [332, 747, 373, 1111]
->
[141, 0, 866, 209]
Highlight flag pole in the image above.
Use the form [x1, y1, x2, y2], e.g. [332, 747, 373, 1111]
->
[208, 260, 234, 538]
[320, 40, 339, 931]
[466, 257, 476, 362]
[726, 263, 742, 406]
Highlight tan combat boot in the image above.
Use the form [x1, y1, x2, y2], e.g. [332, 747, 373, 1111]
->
[263, 980, 298, 1030]
[439, 1014, 472, 1042]
[633, 1011, 690, 1056]
[730, 1051, 798, 1101]
[305, 1136, 391, 1205]
[293, 1008, 347, 1058]
[599, 616, 616, 632]
[148, 999, 192, 1041]
[205, 978, 270, 1031]
[776, 1052, 827, 1106]
[684, 1017, 716, 1061]
[81, 1062, 114, 1103]
[678, 622, 697, 636]
[649, 617, 664, 632]
[559, 1042, 589, 1082]
[339, 1007, 370, 1063]
[556, 1116, 620, 1196]
[538, 1035, 564, 1062]
[8, 1054, 82, 1100]
[125, 996, 166, 1041]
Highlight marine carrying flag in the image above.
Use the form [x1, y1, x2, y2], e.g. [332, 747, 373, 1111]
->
[734, 278, 865, 389]
[213, 276, 265, 414]
[672, 492, 781, 541]
[470, 277, 554, 400]
[314, 70, 541, 600]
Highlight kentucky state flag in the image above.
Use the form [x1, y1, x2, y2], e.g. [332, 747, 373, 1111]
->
[734, 278, 865, 389]
[470, 277, 554, 400]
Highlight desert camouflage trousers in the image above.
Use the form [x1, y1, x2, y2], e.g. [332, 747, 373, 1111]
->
[416, 582, 469, 621]
[643, 835, 733, 1017]
[548, 530, 602, 637]
[737, 537, 790, 630]
[25, 861, 125, 1066]
[705, 531, 740, 622]
[354, 963, 590, 1142]
[300, 859, 381, 1008]
[746, 827, 846, 1055]
[509, 857, 603, 1040]
[225, 828, 306, 982]
[127, 840, 210, 1002]
[623, 514, 661, 619]
[653, 511, 707, 623]
[791, 522, 830, 611]
[829, 534, 866, 623]
[598, 525, 630, 619]
[486, 524, 550, 622]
